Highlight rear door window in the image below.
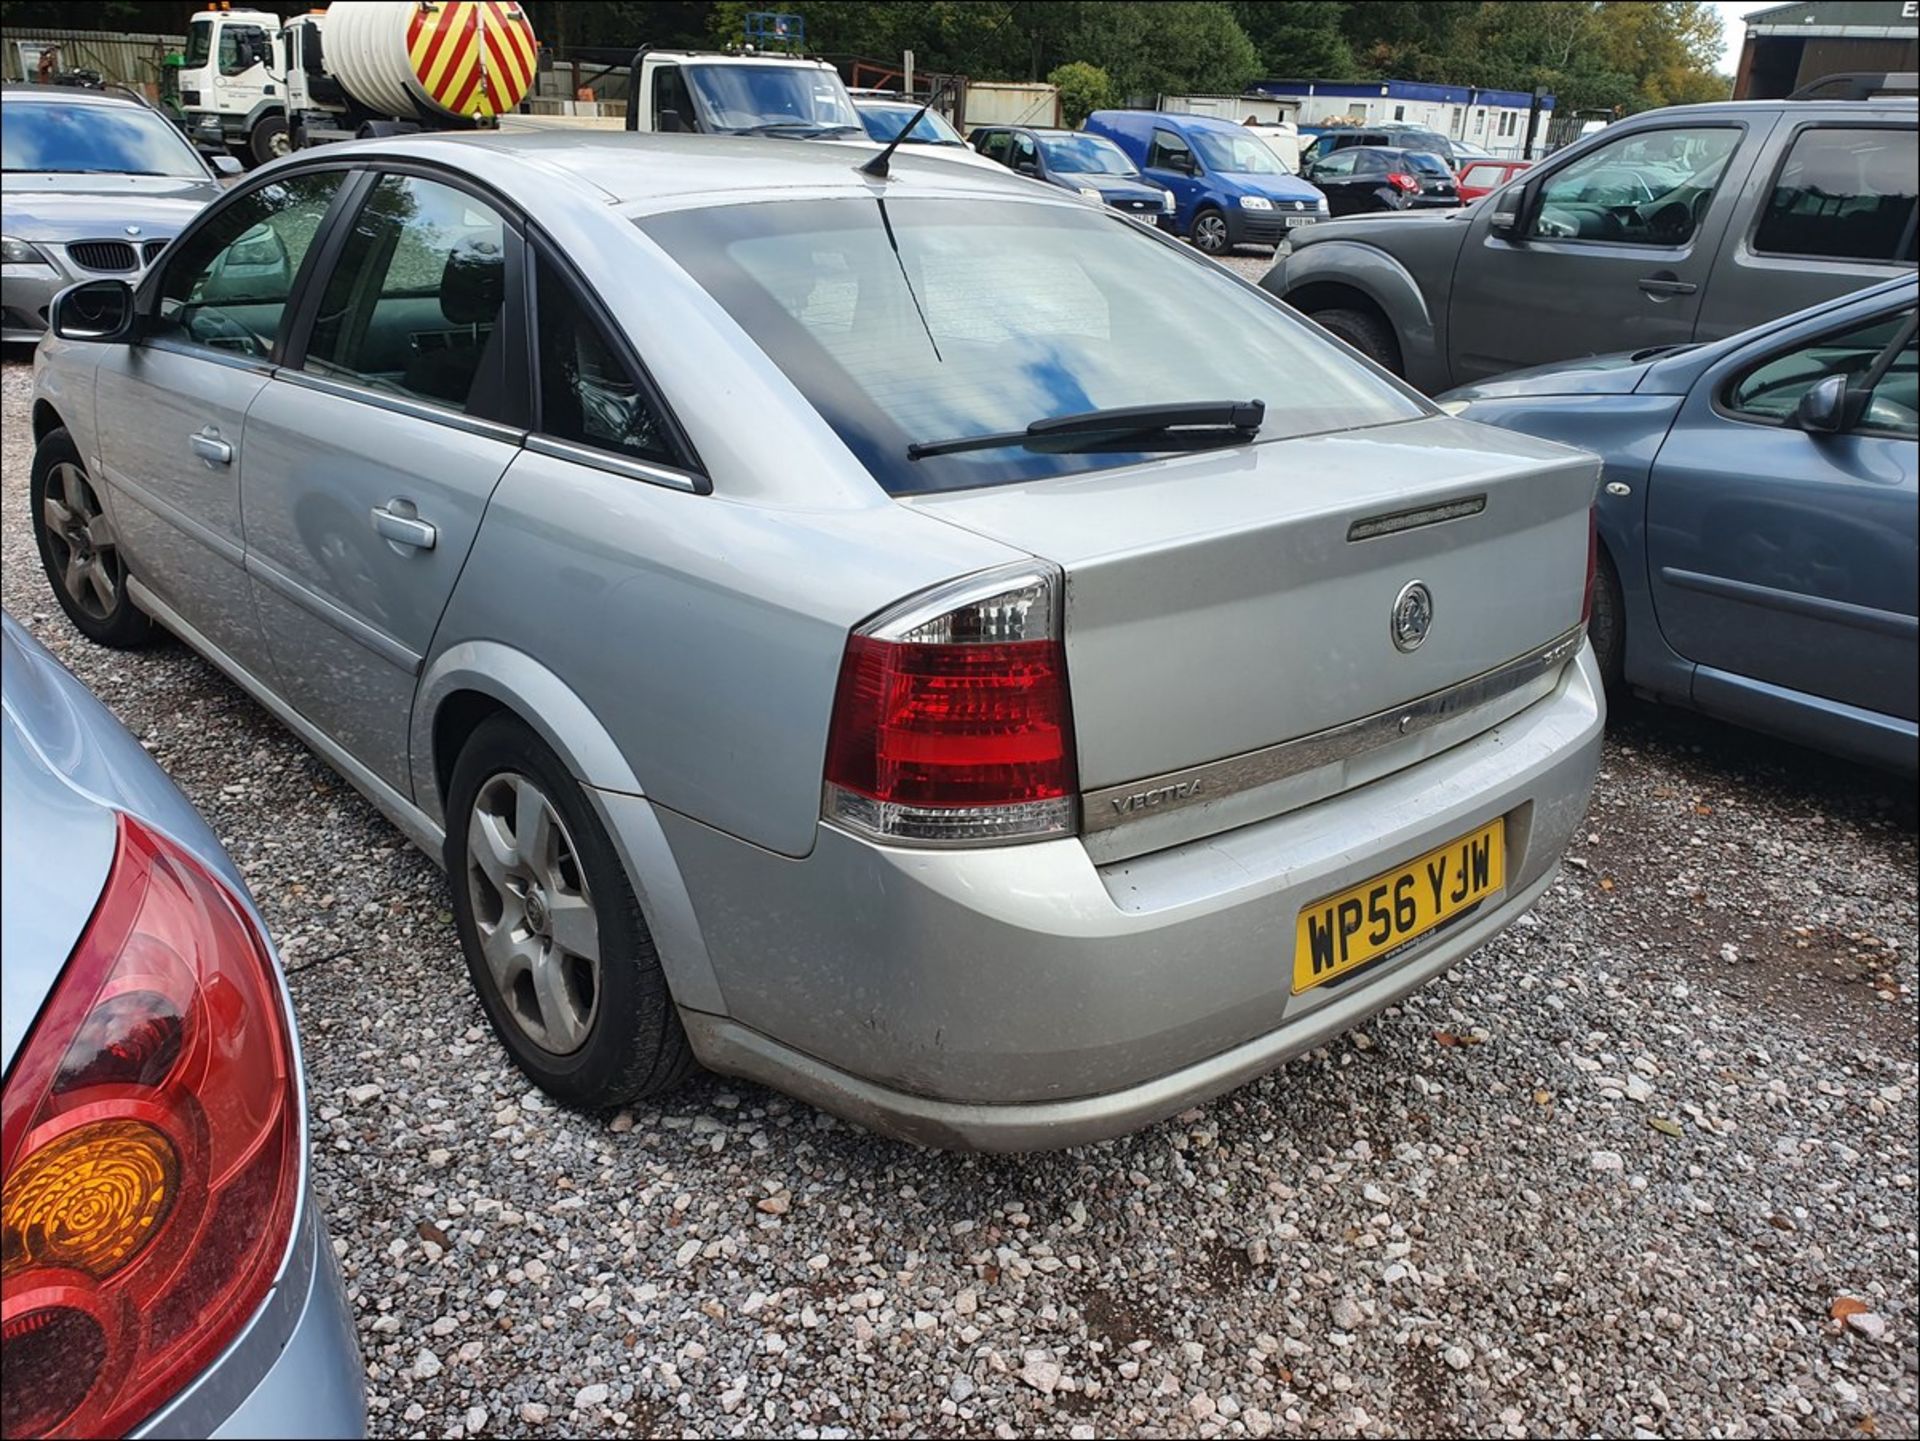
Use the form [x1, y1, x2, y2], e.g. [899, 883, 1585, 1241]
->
[1753, 127, 1918, 263]
[302, 174, 514, 417]
[981, 131, 1010, 164]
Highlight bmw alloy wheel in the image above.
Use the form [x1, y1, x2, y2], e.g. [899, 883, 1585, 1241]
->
[465, 771, 601, 1055]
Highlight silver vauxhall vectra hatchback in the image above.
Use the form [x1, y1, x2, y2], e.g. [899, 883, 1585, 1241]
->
[28, 133, 1604, 1150]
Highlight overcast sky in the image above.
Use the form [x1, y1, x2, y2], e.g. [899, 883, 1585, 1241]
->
[1714, 0, 1777, 72]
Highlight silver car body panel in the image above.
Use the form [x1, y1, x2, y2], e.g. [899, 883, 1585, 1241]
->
[35, 132, 1605, 1146]
[0, 615, 367, 1436]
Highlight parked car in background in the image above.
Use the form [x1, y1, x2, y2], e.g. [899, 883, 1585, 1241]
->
[1085, 110, 1327, 253]
[1305, 145, 1460, 216]
[968, 124, 1174, 221]
[1443, 277, 1916, 772]
[850, 97, 1005, 170]
[1456, 157, 1534, 201]
[1265, 97, 1917, 387]
[29, 132, 1602, 1151]
[0, 615, 366, 1438]
[1303, 124, 1458, 171]
[1, 85, 239, 344]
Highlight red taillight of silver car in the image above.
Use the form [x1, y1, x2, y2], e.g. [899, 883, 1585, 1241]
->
[823, 565, 1078, 845]
[1, 815, 299, 1440]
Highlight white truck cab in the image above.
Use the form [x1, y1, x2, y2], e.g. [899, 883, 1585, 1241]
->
[625, 49, 865, 139]
[177, 6, 290, 165]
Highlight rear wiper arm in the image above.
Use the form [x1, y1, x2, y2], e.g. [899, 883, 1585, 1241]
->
[908, 400, 1265, 461]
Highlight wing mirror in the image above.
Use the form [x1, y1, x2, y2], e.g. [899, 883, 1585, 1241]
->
[211, 154, 244, 178]
[1489, 179, 1533, 240]
[1791, 373, 1860, 434]
[49, 279, 138, 343]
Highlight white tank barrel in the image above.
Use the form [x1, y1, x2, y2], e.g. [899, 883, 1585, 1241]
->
[321, 0, 538, 124]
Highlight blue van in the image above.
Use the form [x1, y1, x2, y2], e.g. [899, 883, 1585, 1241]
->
[1083, 110, 1328, 254]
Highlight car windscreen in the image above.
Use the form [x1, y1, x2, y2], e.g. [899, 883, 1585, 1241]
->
[684, 64, 859, 132]
[638, 197, 1422, 496]
[1, 102, 208, 178]
[1407, 152, 1453, 177]
[859, 105, 965, 145]
[1188, 128, 1286, 175]
[1038, 134, 1136, 176]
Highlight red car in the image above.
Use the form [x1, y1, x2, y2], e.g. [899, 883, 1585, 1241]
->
[1456, 158, 1533, 201]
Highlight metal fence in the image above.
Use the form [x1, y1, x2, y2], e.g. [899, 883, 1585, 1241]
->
[2, 29, 186, 93]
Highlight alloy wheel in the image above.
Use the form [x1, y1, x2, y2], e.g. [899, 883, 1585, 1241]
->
[41, 462, 122, 621]
[465, 772, 602, 1056]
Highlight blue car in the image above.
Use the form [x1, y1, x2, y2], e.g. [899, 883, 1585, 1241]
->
[1443, 277, 1917, 773]
[966, 125, 1175, 224]
[1083, 110, 1326, 254]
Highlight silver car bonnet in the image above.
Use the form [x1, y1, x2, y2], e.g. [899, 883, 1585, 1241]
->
[1, 176, 221, 242]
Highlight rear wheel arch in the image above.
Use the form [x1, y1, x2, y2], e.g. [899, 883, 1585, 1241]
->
[415, 648, 725, 1016]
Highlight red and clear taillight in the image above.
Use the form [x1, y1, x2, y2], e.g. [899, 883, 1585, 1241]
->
[1, 815, 300, 1440]
[1387, 172, 1420, 193]
[823, 565, 1078, 846]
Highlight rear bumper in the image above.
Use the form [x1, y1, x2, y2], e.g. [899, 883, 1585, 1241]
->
[658, 644, 1605, 1150]
[135, 1192, 366, 1439]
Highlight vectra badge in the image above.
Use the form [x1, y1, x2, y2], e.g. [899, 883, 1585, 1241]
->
[1391, 580, 1434, 652]
[1111, 778, 1205, 815]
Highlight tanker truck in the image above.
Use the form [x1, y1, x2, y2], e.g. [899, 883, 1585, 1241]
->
[282, 0, 539, 149]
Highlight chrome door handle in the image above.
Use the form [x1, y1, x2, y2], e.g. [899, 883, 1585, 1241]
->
[189, 430, 233, 466]
[1638, 276, 1698, 297]
[371, 502, 436, 551]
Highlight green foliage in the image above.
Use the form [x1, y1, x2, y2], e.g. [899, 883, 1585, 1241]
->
[1233, 1, 1357, 80]
[1048, 61, 1112, 127]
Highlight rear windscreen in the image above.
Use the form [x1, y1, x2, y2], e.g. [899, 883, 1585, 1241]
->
[638, 197, 1422, 495]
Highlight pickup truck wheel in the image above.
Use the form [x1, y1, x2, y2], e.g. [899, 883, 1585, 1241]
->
[1312, 307, 1402, 374]
[249, 114, 290, 165]
[30, 427, 153, 649]
[1190, 207, 1230, 254]
[446, 713, 696, 1109]
[1588, 549, 1626, 698]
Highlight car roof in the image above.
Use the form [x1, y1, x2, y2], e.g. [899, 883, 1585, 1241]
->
[287, 130, 1060, 211]
[0, 83, 146, 108]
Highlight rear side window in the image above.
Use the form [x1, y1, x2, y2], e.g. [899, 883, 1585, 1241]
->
[640, 196, 1423, 496]
[981, 131, 1010, 163]
[1753, 127, 1918, 263]
[533, 252, 681, 468]
[303, 174, 511, 416]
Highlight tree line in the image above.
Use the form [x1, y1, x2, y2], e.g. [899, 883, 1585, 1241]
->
[2, 0, 1731, 117]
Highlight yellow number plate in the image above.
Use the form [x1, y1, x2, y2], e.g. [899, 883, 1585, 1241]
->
[1292, 819, 1505, 994]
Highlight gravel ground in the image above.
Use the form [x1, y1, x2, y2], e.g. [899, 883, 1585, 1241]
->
[6, 353, 1916, 1439]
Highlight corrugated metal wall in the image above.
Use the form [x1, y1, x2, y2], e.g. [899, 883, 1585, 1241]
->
[2, 29, 187, 91]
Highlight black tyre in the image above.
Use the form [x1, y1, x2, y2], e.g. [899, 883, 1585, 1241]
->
[446, 713, 694, 1108]
[1312, 307, 1402, 373]
[1189, 206, 1231, 254]
[30, 427, 153, 649]
[248, 114, 290, 166]
[1588, 548, 1626, 698]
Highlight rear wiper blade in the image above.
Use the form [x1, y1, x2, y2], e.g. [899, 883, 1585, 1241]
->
[909, 400, 1264, 461]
